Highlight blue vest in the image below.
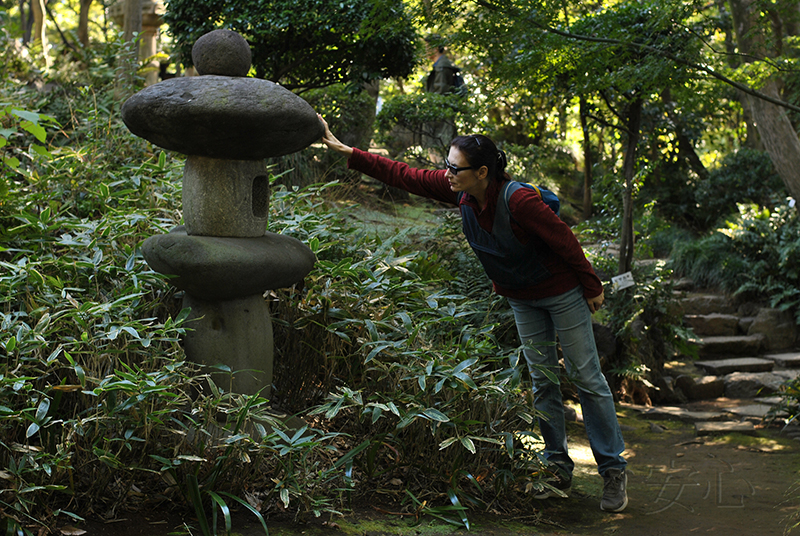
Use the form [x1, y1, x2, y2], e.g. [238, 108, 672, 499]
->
[458, 181, 553, 289]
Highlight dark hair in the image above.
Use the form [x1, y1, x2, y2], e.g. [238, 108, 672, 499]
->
[425, 34, 445, 54]
[450, 135, 509, 181]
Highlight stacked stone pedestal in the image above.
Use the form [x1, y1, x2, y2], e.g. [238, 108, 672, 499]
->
[122, 29, 323, 396]
[140, 158, 315, 396]
[182, 294, 274, 395]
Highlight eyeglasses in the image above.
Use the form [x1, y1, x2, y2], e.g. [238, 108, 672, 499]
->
[444, 158, 475, 175]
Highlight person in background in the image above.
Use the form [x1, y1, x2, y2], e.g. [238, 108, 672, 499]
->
[421, 35, 462, 158]
[425, 35, 460, 95]
[317, 114, 629, 513]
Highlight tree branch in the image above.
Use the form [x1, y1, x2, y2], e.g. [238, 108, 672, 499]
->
[45, 0, 79, 54]
[675, 22, 788, 72]
[598, 89, 624, 124]
[584, 111, 630, 136]
[539, 23, 800, 114]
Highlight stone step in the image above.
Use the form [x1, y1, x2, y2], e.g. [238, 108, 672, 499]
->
[680, 293, 736, 316]
[748, 309, 798, 351]
[673, 374, 724, 401]
[695, 357, 775, 375]
[726, 403, 786, 421]
[695, 421, 756, 436]
[684, 313, 739, 337]
[756, 396, 784, 405]
[764, 351, 800, 368]
[723, 371, 795, 398]
[692, 334, 765, 358]
[642, 406, 727, 422]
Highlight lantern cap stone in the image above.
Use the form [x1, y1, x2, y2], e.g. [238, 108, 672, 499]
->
[121, 76, 323, 159]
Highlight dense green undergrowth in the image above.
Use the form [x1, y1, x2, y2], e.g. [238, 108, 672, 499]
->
[671, 202, 800, 319]
[0, 78, 558, 535]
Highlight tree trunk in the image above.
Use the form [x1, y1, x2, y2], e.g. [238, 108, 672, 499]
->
[618, 97, 642, 276]
[579, 97, 593, 219]
[745, 79, 800, 201]
[123, 0, 142, 55]
[31, 0, 49, 67]
[78, 0, 93, 47]
[729, 0, 800, 203]
[115, 0, 143, 100]
[19, 0, 29, 43]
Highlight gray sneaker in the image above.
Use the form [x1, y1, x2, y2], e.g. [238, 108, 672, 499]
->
[533, 472, 572, 499]
[600, 468, 628, 512]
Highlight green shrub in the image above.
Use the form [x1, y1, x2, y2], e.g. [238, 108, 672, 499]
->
[671, 202, 800, 317]
[0, 137, 368, 533]
[268, 190, 549, 522]
[375, 91, 478, 163]
[0, 74, 360, 531]
[2, 78, 551, 533]
[649, 148, 784, 232]
[591, 258, 695, 398]
[694, 149, 783, 229]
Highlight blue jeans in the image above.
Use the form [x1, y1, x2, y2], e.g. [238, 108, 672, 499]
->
[507, 286, 626, 477]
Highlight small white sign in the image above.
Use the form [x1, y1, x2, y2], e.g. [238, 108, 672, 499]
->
[611, 271, 635, 291]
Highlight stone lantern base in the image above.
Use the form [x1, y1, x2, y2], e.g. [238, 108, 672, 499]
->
[182, 293, 273, 397]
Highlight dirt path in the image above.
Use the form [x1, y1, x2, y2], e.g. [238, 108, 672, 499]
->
[81, 402, 800, 536]
[526, 410, 800, 535]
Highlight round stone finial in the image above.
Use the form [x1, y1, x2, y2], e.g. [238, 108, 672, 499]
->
[192, 29, 252, 77]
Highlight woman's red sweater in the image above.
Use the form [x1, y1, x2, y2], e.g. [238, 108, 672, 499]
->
[347, 148, 604, 301]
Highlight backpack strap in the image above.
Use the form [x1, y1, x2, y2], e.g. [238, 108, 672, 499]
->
[502, 181, 560, 217]
[500, 181, 531, 225]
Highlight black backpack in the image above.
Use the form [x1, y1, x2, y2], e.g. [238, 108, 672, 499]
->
[452, 68, 467, 96]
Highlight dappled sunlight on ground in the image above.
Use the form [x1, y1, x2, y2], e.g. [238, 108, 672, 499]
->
[516, 403, 601, 485]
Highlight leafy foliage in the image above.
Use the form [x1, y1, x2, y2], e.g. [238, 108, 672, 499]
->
[564, 1, 704, 96]
[648, 148, 784, 232]
[163, 0, 419, 91]
[0, 86, 362, 533]
[375, 91, 477, 161]
[591, 252, 695, 391]
[6, 0, 800, 531]
[693, 149, 784, 230]
[266, 186, 552, 521]
[0, 65, 551, 535]
[0, 14, 36, 81]
[671, 202, 800, 322]
[0, 106, 58, 190]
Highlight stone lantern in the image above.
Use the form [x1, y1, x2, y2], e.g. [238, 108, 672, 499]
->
[108, 0, 166, 86]
[121, 30, 321, 396]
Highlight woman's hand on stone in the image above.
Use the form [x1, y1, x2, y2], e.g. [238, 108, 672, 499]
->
[317, 114, 354, 158]
[587, 290, 604, 314]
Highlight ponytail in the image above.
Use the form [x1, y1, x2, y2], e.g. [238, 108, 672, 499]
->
[496, 149, 508, 177]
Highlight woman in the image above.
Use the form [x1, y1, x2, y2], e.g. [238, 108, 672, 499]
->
[318, 115, 628, 513]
